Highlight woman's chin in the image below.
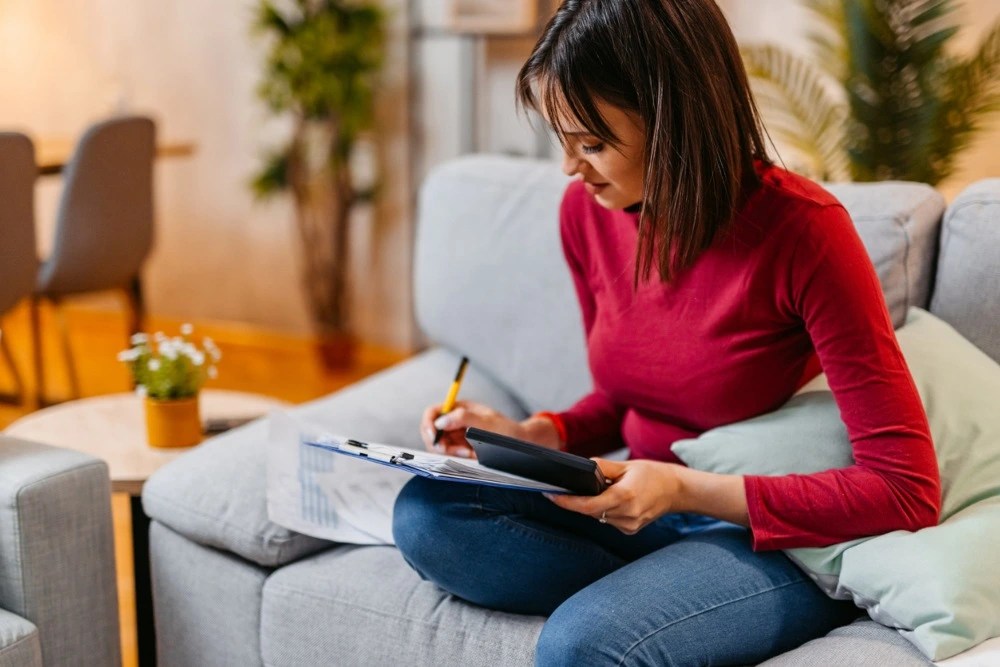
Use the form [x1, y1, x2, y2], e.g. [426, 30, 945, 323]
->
[592, 191, 629, 210]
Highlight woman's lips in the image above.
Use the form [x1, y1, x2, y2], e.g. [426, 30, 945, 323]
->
[584, 182, 609, 195]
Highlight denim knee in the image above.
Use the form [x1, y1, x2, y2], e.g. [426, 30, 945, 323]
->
[535, 609, 613, 667]
[391, 476, 442, 577]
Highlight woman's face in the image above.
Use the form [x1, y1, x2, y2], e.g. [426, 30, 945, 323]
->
[550, 98, 646, 210]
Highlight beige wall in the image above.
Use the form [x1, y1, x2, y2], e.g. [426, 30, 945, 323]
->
[0, 0, 413, 348]
[2, 1, 997, 347]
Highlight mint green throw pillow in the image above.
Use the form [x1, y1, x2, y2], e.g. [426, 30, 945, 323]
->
[670, 391, 852, 475]
[671, 308, 1000, 661]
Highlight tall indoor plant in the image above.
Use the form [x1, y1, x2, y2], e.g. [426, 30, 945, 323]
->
[742, 0, 1000, 184]
[252, 0, 385, 366]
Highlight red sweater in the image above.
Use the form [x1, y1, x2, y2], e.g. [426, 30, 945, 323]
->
[556, 165, 941, 550]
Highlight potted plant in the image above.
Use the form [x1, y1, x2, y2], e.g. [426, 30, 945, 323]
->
[119, 325, 222, 448]
[741, 0, 1000, 184]
[252, 0, 386, 367]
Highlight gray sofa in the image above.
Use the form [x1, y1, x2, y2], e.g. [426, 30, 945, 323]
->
[0, 438, 121, 667]
[142, 155, 1000, 666]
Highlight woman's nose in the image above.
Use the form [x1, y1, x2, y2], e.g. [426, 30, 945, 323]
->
[561, 151, 581, 177]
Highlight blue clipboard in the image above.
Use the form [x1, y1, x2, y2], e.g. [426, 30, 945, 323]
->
[304, 437, 573, 494]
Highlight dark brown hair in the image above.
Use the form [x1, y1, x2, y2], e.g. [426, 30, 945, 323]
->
[517, 0, 771, 283]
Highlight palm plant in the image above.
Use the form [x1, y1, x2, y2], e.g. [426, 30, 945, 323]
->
[252, 0, 385, 362]
[742, 0, 1000, 184]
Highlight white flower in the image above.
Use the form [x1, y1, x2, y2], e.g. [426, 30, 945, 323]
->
[117, 349, 140, 362]
[203, 337, 222, 361]
[207, 366, 218, 379]
[180, 323, 194, 336]
[159, 341, 178, 360]
[148, 359, 161, 372]
[130, 333, 148, 345]
[135, 385, 148, 397]
[154, 331, 167, 343]
[191, 351, 205, 366]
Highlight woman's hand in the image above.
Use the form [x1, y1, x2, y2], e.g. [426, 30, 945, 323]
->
[546, 458, 684, 534]
[420, 400, 526, 458]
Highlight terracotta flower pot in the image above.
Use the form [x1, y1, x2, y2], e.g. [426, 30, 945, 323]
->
[144, 395, 202, 448]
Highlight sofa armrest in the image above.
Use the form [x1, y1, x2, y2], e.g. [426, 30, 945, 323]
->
[0, 436, 121, 666]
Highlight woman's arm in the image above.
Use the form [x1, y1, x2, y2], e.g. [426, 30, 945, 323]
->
[740, 204, 940, 550]
[548, 460, 749, 532]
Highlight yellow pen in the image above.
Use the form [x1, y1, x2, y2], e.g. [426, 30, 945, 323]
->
[433, 356, 469, 445]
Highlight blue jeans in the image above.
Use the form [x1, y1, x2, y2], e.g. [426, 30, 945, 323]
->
[392, 477, 860, 666]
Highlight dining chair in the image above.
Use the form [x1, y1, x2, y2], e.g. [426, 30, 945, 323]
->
[33, 115, 155, 404]
[0, 133, 39, 405]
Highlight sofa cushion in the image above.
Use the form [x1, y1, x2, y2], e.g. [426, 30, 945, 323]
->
[149, 522, 267, 667]
[824, 181, 944, 327]
[930, 179, 1000, 363]
[0, 609, 41, 667]
[760, 618, 930, 666]
[414, 155, 590, 414]
[143, 348, 525, 566]
[260, 545, 543, 667]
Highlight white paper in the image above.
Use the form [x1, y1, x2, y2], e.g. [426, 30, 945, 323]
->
[266, 411, 409, 545]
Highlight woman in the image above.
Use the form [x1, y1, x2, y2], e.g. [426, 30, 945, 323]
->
[393, 1, 941, 664]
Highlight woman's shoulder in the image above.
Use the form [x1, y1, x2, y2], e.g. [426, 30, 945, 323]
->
[747, 163, 855, 242]
[755, 163, 845, 212]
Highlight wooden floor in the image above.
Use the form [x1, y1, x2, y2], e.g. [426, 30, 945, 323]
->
[0, 300, 409, 667]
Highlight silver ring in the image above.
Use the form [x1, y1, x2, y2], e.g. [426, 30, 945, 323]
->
[598, 510, 607, 524]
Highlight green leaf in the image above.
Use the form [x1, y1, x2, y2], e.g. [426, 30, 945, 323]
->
[252, 149, 291, 198]
[742, 44, 851, 180]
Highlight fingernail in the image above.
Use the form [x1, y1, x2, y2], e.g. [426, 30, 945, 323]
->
[425, 428, 435, 441]
[433, 415, 451, 429]
[543, 493, 556, 501]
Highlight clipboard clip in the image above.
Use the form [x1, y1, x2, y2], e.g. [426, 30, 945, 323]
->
[343, 439, 415, 465]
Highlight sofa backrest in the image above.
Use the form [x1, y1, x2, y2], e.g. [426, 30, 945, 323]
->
[414, 155, 586, 413]
[822, 182, 944, 327]
[414, 155, 947, 412]
[930, 179, 1000, 364]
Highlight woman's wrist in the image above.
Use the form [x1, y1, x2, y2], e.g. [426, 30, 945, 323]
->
[519, 414, 564, 450]
[674, 466, 750, 527]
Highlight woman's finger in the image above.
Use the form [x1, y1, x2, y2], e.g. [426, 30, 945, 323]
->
[434, 406, 472, 431]
[420, 405, 444, 448]
[546, 490, 617, 517]
[442, 444, 475, 458]
[593, 458, 627, 481]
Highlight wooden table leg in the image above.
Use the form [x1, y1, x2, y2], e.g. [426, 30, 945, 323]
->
[130, 494, 156, 666]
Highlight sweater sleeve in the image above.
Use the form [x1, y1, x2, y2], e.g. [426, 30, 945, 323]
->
[555, 185, 627, 457]
[744, 205, 941, 550]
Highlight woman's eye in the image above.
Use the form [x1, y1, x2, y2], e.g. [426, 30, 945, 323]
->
[581, 143, 604, 155]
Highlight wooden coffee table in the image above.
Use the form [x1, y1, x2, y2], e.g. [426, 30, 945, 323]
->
[4, 389, 291, 666]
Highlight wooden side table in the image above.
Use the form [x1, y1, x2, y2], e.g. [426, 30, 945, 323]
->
[3, 389, 291, 666]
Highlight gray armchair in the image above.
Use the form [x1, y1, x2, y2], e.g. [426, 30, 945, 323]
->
[0, 436, 121, 666]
